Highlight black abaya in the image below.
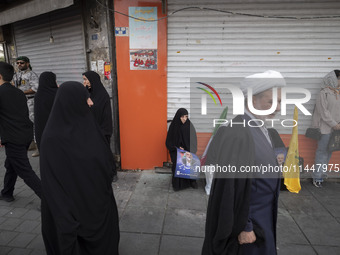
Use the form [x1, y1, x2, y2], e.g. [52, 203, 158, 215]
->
[83, 71, 117, 177]
[82, 71, 113, 143]
[166, 108, 197, 190]
[40, 81, 119, 255]
[34, 71, 58, 150]
[202, 116, 254, 255]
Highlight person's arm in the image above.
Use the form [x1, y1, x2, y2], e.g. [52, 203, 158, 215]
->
[23, 88, 35, 95]
[12, 73, 17, 86]
[315, 90, 338, 128]
[243, 219, 253, 232]
[27, 72, 39, 94]
[100, 99, 113, 138]
[238, 215, 257, 244]
[165, 127, 177, 152]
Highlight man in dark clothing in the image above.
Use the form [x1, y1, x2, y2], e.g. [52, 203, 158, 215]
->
[0, 62, 42, 202]
[202, 70, 286, 255]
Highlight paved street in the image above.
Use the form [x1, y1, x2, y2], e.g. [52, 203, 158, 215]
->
[0, 147, 340, 254]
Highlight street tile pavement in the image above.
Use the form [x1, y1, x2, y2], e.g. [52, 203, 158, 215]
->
[0, 147, 340, 254]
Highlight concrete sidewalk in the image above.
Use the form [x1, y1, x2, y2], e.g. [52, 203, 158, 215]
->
[0, 147, 340, 255]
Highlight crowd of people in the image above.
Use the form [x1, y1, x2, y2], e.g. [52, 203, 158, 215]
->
[0, 57, 339, 255]
[0, 58, 119, 254]
[166, 70, 340, 255]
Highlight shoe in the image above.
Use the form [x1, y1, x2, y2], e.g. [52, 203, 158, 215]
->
[112, 174, 118, 183]
[32, 150, 39, 157]
[0, 194, 15, 202]
[313, 180, 322, 188]
[28, 141, 37, 151]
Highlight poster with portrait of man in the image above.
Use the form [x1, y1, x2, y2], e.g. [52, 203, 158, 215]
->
[274, 147, 288, 166]
[174, 148, 200, 179]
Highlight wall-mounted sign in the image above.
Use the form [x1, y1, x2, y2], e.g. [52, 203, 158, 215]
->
[90, 61, 97, 71]
[129, 7, 158, 70]
[130, 49, 157, 70]
[115, 27, 129, 36]
[97, 60, 104, 74]
[129, 7, 157, 49]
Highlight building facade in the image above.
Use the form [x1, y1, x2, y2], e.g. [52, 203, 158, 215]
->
[0, 0, 121, 162]
[166, 0, 340, 166]
[1, 0, 340, 169]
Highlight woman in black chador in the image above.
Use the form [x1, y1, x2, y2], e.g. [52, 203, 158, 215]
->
[82, 71, 117, 182]
[40, 82, 119, 255]
[166, 108, 198, 191]
[34, 71, 58, 150]
[82, 71, 113, 143]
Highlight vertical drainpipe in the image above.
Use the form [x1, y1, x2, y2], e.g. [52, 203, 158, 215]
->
[105, 0, 121, 167]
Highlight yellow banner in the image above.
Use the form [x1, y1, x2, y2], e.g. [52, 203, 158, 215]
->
[283, 107, 301, 193]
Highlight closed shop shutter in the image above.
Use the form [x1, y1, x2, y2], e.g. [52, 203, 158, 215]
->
[13, 5, 86, 84]
[167, 0, 340, 135]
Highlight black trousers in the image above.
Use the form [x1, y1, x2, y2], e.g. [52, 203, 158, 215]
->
[1, 142, 42, 198]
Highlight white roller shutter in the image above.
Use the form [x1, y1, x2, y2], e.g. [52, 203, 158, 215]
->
[167, 0, 340, 134]
[13, 5, 86, 84]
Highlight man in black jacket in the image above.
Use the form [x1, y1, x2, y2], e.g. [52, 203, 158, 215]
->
[202, 70, 286, 255]
[0, 62, 42, 202]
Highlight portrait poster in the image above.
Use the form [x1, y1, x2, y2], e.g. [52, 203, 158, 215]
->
[274, 147, 288, 166]
[174, 148, 200, 179]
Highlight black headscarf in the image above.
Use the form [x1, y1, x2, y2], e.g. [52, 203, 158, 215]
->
[166, 108, 197, 153]
[82, 71, 113, 142]
[34, 71, 58, 150]
[40, 81, 119, 255]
